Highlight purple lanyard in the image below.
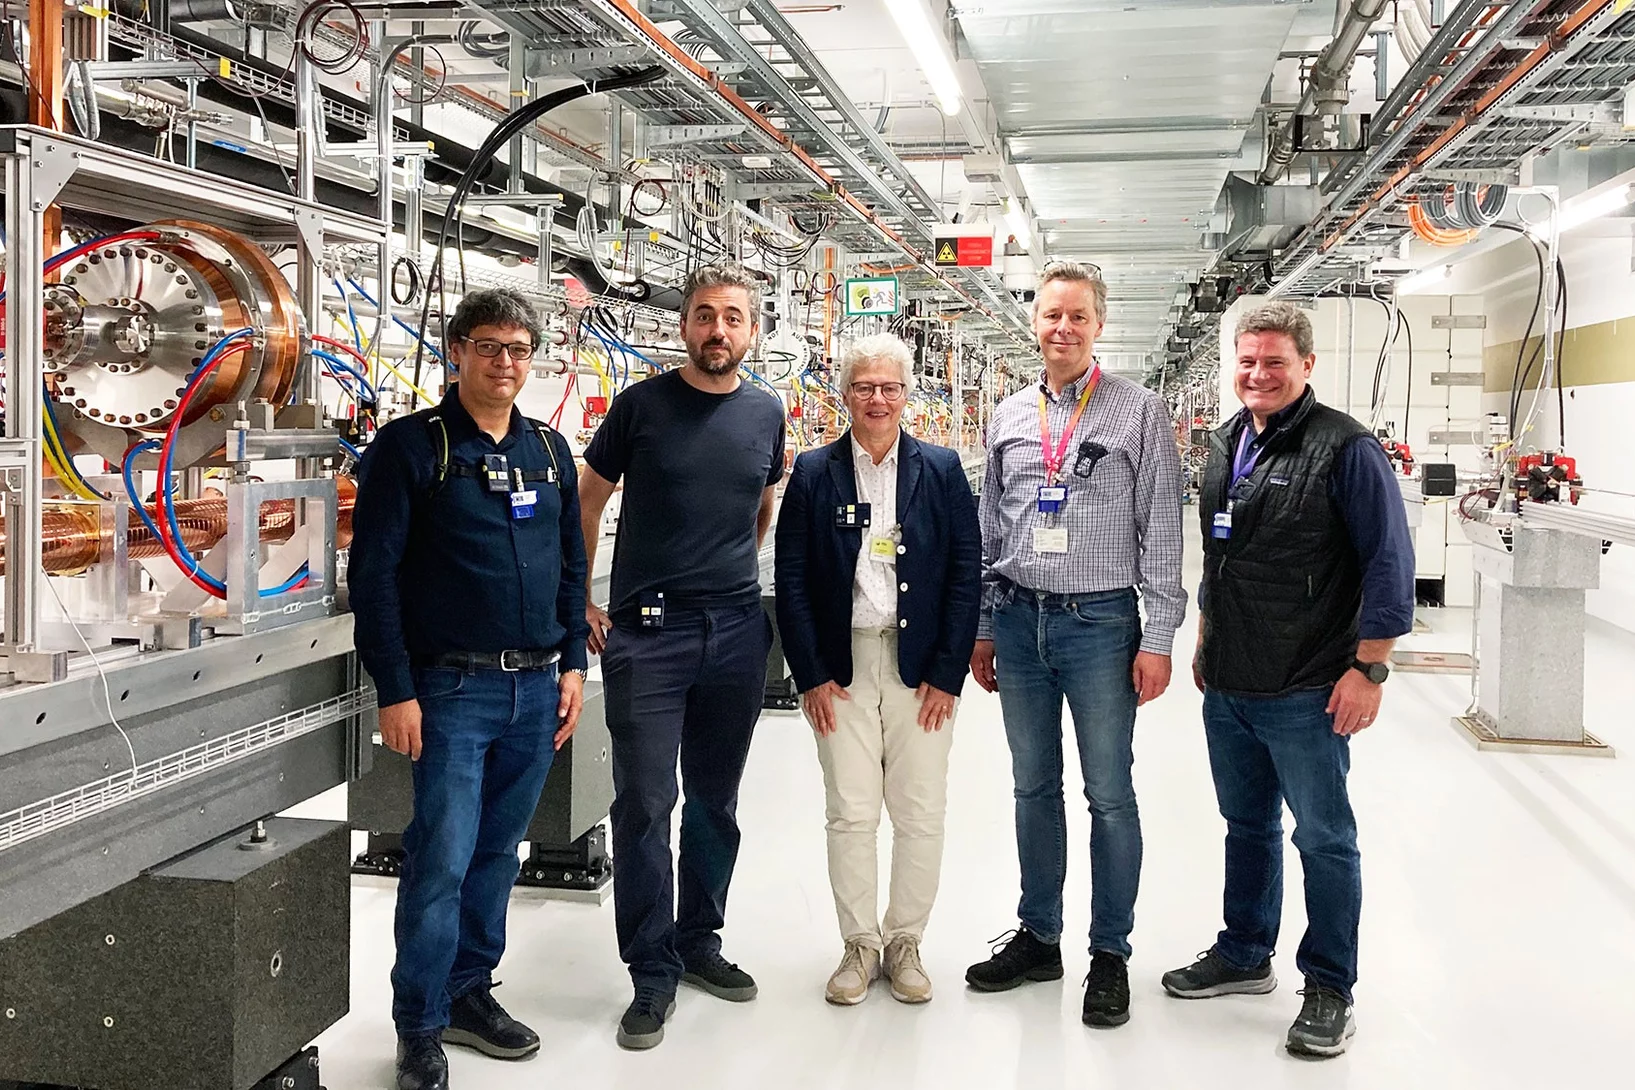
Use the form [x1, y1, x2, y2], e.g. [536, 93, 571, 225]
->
[1232, 428, 1265, 488]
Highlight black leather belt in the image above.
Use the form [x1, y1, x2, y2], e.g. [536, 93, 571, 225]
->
[414, 649, 561, 672]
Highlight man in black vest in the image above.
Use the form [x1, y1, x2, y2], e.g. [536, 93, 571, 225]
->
[1161, 302, 1413, 1058]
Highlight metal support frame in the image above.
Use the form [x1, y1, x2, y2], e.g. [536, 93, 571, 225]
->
[1, 137, 75, 682]
[524, 44, 649, 77]
[219, 478, 339, 636]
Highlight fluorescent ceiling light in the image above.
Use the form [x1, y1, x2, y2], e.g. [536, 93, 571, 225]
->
[1003, 197, 1033, 252]
[1396, 263, 1452, 295]
[1554, 182, 1635, 234]
[884, 0, 963, 117]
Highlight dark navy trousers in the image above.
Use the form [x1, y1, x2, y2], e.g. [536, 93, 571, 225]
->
[601, 603, 772, 991]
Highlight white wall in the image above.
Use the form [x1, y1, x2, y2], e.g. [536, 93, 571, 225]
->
[1219, 293, 1486, 606]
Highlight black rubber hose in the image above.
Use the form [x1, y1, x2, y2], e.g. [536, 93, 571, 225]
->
[412, 67, 666, 401]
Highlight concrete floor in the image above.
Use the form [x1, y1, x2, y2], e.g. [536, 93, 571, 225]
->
[303, 571, 1635, 1090]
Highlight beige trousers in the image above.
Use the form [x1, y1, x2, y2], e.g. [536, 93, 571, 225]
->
[812, 629, 955, 950]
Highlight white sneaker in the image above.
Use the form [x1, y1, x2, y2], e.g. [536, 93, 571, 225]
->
[826, 941, 881, 1005]
[884, 936, 932, 1004]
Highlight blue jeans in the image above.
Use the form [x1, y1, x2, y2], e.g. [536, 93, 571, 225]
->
[992, 588, 1142, 958]
[1202, 687, 1360, 1002]
[390, 665, 559, 1036]
[602, 604, 772, 991]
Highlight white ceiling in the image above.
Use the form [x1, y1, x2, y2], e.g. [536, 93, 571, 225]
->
[792, 0, 1344, 360]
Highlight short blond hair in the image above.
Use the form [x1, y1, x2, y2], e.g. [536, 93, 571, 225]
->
[1034, 261, 1106, 323]
[838, 333, 916, 393]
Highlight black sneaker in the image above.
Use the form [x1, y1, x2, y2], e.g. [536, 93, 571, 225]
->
[1286, 981, 1356, 1057]
[965, 928, 1064, 992]
[616, 985, 678, 1051]
[443, 983, 540, 1059]
[681, 949, 759, 1002]
[1162, 949, 1277, 999]
[395, 1034, 449, 1090]
[1081, 951, 1131, 1027]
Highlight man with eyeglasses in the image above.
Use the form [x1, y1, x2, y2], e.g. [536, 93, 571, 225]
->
[775, 333, 981, 1007]
[577, 264, 786, 1050]
[965, 261, 1185, 1029]
[350, 288, 590, 1090]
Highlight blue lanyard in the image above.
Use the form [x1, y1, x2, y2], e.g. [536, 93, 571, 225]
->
[1232, 428, 1265, 488]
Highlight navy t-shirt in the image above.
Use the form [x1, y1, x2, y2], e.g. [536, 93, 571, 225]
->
[584, 369, 786, 614]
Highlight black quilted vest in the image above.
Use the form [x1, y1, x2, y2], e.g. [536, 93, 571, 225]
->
[1199, 389, 1372, 696]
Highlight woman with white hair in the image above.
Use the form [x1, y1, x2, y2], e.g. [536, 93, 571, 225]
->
[774, 333, 982, 1005]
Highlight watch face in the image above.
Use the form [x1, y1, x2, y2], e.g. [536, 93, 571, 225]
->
[1364, 662, 1389, 684]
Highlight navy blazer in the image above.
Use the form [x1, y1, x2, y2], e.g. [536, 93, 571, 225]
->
[774, 429, 982, 696]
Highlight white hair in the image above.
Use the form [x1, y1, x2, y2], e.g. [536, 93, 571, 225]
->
[837, 333, 916, 393]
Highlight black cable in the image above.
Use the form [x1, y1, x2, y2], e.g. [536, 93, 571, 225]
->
[1514, 258, 1565, 437]
[1491, 223, 1547, 440]
[410, 67, 666, 404]
[1367, 295, 1394, 417]
[390, 254, 422, 307]
[1398, 309, 1413, 443]
[1556, 259, 1568, 446]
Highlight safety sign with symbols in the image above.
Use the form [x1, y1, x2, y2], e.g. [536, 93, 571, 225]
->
[844, 276, 901, 317]
[932, 230, 995, 267]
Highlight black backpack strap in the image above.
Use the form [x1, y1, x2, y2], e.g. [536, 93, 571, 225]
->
[525, 417, 567, 493]
[425, 412, 452, 494]
[423, 412, 566, 494]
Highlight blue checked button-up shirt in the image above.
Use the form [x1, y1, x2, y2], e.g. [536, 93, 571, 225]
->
[977, 367, 1188, 654]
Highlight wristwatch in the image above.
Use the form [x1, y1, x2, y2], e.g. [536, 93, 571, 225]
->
[1351, 659, 1390, 685]
[563, 667, 589, 682]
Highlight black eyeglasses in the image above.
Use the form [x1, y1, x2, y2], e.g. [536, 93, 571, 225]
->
[1073, 440, 1108, 478]
[465, 337, 536, 361]
[849, 381, 907, 402]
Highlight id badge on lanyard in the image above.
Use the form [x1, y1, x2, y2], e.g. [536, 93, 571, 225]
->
[1034, 368, 1100, 550]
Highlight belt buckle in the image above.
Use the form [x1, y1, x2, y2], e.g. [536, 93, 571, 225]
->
[498, 650, 523, 672]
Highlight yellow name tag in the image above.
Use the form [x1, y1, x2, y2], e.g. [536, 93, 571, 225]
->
[869, 535, 897, 562]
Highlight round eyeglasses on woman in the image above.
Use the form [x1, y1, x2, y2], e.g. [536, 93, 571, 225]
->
[465, 337, 537, 362]
[849, 381, 907, 402]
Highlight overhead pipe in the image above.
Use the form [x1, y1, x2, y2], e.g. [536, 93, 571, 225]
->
[1260, 0, 1391, 184]
[595, 0, 1020, 337]
[1323, 0, 1609, 247]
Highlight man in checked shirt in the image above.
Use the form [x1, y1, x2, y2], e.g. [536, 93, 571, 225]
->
[964, 261, 1186, 1029]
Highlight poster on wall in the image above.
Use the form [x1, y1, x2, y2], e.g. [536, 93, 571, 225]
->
[844, 277, 901, 317]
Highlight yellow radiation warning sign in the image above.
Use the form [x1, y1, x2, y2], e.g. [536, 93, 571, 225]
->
[935, 241, 958, 265]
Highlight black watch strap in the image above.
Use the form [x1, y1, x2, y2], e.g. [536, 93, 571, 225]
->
[1352, 659, 1389, 684]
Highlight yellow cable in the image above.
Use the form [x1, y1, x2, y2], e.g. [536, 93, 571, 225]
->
[40, 408, 104, 502]
[374, 354, 438, 405]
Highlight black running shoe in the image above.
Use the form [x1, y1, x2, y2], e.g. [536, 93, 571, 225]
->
[965, 928, 1064, 992]
[395, 1035, 449, 1090]
[1162, 949, 1277, 999]
[443, 983, 539, 1059]
[1286, 981, 1356, 1058]
[1081, 951, 1131, 1027]
[681, 950, 759, 1002]
[616, 986, 678, 1051]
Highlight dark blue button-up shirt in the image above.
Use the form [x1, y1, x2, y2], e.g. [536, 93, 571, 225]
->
[348, 385, 590, 706]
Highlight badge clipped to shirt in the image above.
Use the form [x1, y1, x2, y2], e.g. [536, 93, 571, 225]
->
[835, 502, 872, 529]
[1212, 509, 1233, 540]
[638, 591, 666, 629]
[1036, 485, 1067, 515]
[510, 489, 538, 520]
[1033, 525, 1069, 554]
[483, 453, 511, 493]
[869, 533, 898, 565]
